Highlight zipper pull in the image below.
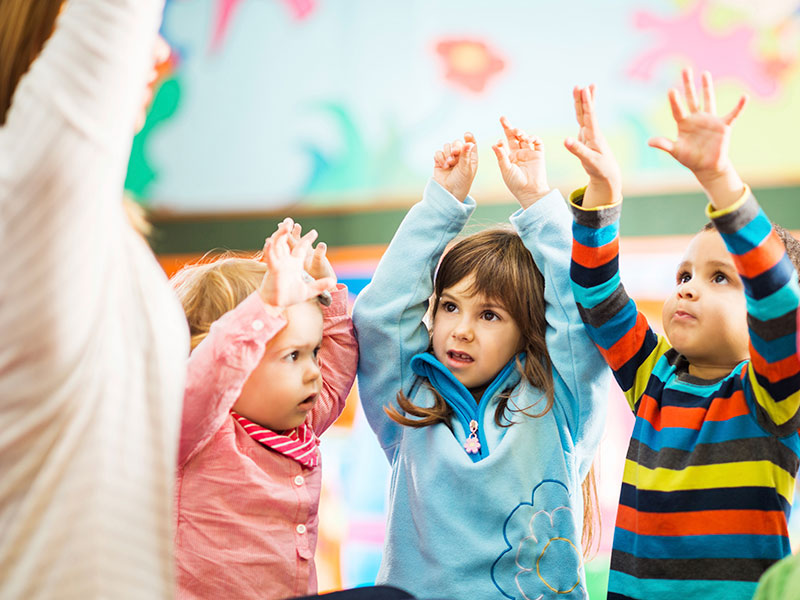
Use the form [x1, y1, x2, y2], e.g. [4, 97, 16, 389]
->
[464, 419, 481, 455]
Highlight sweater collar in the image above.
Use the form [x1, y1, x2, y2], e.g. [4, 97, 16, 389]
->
[410, 352, 522, 462]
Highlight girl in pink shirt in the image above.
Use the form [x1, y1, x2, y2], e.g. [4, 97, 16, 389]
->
[171, 219, 358, 599]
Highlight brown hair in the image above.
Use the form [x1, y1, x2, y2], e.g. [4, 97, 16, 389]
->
[385, 226, 599, 555]
[0, 0, 64, 125]
[703, 221, 800, 282]
[170, 255, 267, 351]
[387, 227, 553, 427]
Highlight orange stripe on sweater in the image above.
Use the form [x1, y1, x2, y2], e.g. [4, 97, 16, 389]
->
[749, 345, 800, 384]
[598, 313, 650, 370]
[638, 391, 750, 431]
[616, 505, 786, 536]
[732, 232, 785, 279]
[572, 238, 619, 269]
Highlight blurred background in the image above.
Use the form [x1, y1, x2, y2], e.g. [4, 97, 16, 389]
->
[132, 0, 800, 596]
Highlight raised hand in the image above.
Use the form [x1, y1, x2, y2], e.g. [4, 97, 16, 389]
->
[648, 68, 747, 209]
[564, 84, 622, 208]
[258, 218, 335, 310]
[492, 116, 550, 209]
[433, 132, 478, 203]
[287, 221, 337, 290]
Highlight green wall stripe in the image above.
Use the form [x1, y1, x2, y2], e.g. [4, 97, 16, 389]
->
[149, 185, 800, 254]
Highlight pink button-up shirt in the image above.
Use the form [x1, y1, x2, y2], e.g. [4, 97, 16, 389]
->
[175, 286, 357, 599]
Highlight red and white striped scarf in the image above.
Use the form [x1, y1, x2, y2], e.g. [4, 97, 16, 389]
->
[231, 412, 320, 468]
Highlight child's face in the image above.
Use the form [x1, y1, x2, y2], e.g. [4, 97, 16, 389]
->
[431, 274, 523, 391]
[233, 301, 324, 432]
[661, 229, 749, 376]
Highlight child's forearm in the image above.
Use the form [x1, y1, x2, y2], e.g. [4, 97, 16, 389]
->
[311, 285, 358, 434]
[583, 178, 623, 209]
[179, 293, 285, 465]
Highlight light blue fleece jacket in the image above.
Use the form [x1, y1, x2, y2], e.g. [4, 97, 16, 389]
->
[352, 180, 610, 600]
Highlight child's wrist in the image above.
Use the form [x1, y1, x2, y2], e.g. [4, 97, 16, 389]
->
[583, 178, 622, 208]
[696, 166, 744, 211]
[256, 289, 285, 316]
[515, 188, 551, 209]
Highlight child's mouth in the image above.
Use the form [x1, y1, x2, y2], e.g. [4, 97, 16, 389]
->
[448, 350, 474, 363]
[297, 394, 317, 410]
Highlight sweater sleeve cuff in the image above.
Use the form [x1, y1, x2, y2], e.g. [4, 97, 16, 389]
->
[509, 188, 568, 234]
[705, 184, 752, 219]
[569, 187, 623, 228]
[423, 178, 477, 216]
[323, 284, 350, 317]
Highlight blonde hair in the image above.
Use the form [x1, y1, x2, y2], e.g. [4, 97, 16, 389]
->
[0, 0, 64, 124]
[171, 255, 267, 351]
[385, 226, 600, 556]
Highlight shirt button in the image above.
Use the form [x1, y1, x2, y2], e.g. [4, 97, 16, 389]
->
[294, 475, 305, 486]
[252, 320, 264, 331]
[296, 524, 306, 535]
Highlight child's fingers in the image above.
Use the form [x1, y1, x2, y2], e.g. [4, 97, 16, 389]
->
[647, 136, 676, 155]
[500, 116, 521, 151]
[492, 139, 512, 171]
[588, 83, 596, 102]
[463, 131, 476, 144]
[582, 86, 599, 135]
[462, 141, 476, 163]
[667, 88, 687, 123]
[701, 71, 716, 114]
[573, 86, 584, 127]
[563, 137, 595, 164]
[434, 150, 446, 168]
[723, 94, 748, 125]
[292, 229, 318, 260]
[682, 67, 699, 112]
[311, 241, 328, 266]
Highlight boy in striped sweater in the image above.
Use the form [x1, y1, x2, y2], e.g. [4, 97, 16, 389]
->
[564, 69, 800, 600]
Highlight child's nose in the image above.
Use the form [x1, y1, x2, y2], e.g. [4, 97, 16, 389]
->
[678, 282, 697, 299]
[304, 359, 321, 382]
[452, 318, 474, 341]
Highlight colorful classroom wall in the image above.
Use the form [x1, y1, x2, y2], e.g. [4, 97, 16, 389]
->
[133, 0, 800, 596]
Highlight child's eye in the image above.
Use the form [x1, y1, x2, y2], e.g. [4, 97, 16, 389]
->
[441, 301, 457, 313]
[284, 351, 299, 362]
[481, 310, 500, 322]
[712, 272, 729, 284]
[313, 346, 321, 360]
[677, 272, 691, 284]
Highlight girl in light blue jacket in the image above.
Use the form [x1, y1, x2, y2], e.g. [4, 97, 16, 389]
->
[353, 119, 610, 600]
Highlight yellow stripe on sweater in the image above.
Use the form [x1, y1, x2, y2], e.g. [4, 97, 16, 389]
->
[749, 367, 800, 427]
[622, 459, 796, 501]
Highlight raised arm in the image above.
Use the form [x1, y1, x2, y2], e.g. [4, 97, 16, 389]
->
[309, 285, 358, 434]
[712, 195, 800, 435]
[493, 116, 610, 446]
[353, 135, 477, 459]
[0, 0, 167, 397]
[564, 86, 668, 411]
[180, 294, 287, 466]
[648, 69, 800, 433]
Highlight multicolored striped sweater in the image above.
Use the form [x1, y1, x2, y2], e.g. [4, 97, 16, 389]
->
[569, 189, 800, 600]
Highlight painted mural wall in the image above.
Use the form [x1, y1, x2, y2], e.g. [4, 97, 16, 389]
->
[129, 0, 800, 212]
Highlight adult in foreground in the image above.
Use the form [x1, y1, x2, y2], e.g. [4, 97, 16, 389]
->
[0, 1, 188, 597]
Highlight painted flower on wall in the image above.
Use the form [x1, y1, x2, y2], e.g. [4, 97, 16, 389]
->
[435, 38, 505, 93]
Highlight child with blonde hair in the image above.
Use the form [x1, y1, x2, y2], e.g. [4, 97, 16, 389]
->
[565, 70, 800, 600]
[171, 220, 358, 599]
[352, 120, 610, 599]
